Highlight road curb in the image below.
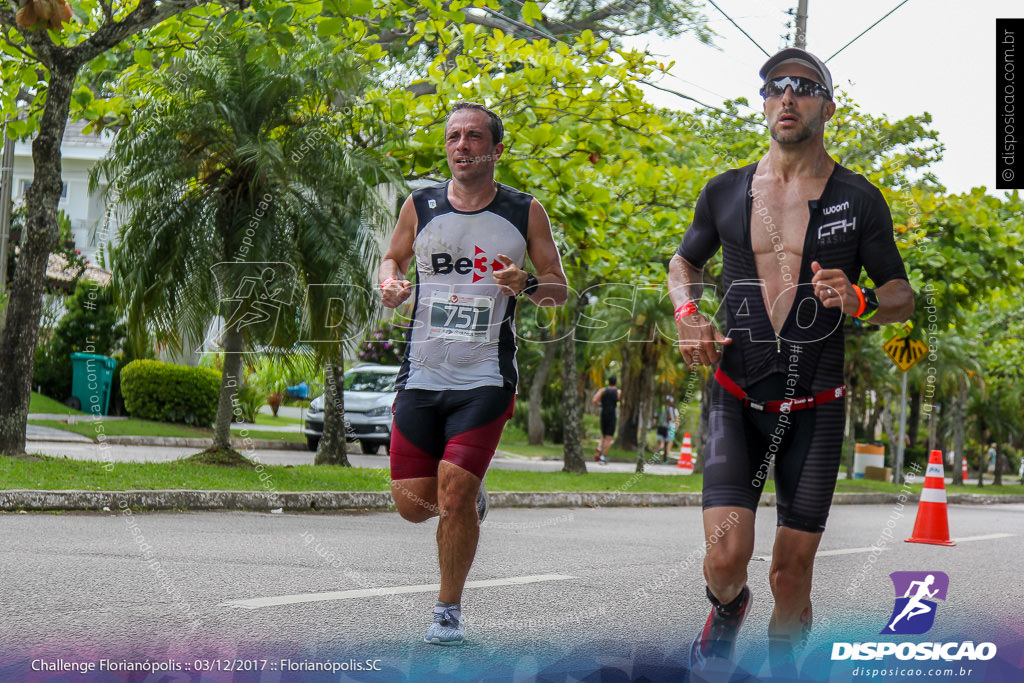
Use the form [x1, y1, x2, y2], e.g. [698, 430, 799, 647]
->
[2, 489, 1023, 512]
[102, 436, 308, 450]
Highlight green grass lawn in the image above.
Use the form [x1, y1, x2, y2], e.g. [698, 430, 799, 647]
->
[0, 455, 695, 492]
[254, 413, 302, 426]
[27, 418, 305, 443]
[29, 392, 85, 415]
[2, 455, 1022, 494]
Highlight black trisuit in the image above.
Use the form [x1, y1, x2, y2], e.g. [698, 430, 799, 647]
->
[676, 162, 908, 532]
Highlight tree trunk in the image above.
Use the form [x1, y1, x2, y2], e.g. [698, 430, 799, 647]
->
[561, 311, 586, 473]
[908, 390, 921, 447]
[211, 317, 244, 451]
[883, 392, 899, 473]
[866, 400, 884, 442]
[950, 378, 967, 486]
[527, 331, 557, 445]
[927, 404, 938, 455]
[0, 63, 76, 456]
[612, 346, 642, 452]
[635, 388, 646, 474]
[316, 359, 351, 466]
[844, 399, 856, 479]
[633, 338, 658, 469]
[694, 370, 713, 474]
[843, 361, 857, 479]
[994, 451, 1004, 487]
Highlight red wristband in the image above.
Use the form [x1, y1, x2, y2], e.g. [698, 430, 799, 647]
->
[674, 301, 698, 321]
[380, 277, 397, 291]
[851, 284, 866, 318]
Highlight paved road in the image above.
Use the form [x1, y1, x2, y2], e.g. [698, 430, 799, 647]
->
[1, 505, 1021, 681]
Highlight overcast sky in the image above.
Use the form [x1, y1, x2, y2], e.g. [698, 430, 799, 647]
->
[625, 0, 1019, 195]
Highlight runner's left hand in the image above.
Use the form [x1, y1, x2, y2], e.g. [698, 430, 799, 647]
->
[810, 261, 858, 315]
[493, 254, 526, 297]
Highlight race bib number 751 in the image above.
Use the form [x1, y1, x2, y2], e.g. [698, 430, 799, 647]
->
[428, 293, 494, 342]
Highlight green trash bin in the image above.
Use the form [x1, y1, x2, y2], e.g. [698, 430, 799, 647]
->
[69, 352, 118, 416]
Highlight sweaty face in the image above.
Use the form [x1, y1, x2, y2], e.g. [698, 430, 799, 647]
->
[763, 63, 834, 145]
[444, 110, 502, 182]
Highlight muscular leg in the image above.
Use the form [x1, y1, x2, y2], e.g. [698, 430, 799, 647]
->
[391, 477, 440, 523]
[436, 460, 482, 604]
[768, 526, 822, 661]
[702, 506, 756, 604]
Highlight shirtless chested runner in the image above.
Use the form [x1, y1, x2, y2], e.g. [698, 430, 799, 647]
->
[667, 48, 915, 678]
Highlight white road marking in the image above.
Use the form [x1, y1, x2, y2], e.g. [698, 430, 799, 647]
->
[754, 532, 1015, 562]
[951, 533, 1014, 543]
[219, 574, 577, 610]
[817, 546, 889, 557]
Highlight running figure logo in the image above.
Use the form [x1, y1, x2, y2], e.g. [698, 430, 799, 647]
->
[882, 571, 949, 635]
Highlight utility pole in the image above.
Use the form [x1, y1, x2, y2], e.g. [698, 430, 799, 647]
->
[794, 0, 808, 48]
[0, 126, 15, 299]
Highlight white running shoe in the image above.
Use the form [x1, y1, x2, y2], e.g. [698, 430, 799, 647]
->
[424, 606, 466, 645]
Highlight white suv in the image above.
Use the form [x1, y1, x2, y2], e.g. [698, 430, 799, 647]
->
[303, 364, 399, 454]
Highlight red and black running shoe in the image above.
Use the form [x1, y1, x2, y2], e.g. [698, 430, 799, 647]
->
[689, 585, 752, 671]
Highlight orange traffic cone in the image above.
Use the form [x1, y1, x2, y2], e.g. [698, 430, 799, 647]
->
[961, 457, 968, 482]
[905, 450, 955, 546]
[676, 432, 694, 474]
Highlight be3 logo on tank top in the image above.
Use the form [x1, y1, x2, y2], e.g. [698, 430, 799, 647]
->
[430, 245, 504, 283]
[817, 200, 857, 245]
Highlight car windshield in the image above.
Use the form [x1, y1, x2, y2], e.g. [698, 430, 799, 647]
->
[344, 371, 397, 393]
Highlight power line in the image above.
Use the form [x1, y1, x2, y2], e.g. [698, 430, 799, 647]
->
[639, 80, 766, 127]
[825, 0, 912, 63]
[705, 0, 770, 57]
[464, 6, 764, 127]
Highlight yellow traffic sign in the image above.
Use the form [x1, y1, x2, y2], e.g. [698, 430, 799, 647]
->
[884, 335, 928, 372]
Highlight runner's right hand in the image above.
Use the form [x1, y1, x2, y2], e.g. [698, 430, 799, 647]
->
[676, 313, 731, 366]
[381, 278, 413, 309]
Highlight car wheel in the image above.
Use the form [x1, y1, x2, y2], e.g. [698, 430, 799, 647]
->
[64, 396, 82, 411]
[360, 440, 379, 455]
[306, 436, 320, 452]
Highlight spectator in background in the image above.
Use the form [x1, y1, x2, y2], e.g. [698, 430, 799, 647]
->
[592, 375, 619, 465]
[655, 395, 679, 463]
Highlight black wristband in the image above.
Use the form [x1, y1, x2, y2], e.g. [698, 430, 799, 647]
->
[860, 286, 880, 320]
[521, 273, 539, 297]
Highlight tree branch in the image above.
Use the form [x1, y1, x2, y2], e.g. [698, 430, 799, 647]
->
[75, 0, 249, 64]
[553, 0, 637, 35]
[98, 0, 114, 24]
[464, 9, 522, 34]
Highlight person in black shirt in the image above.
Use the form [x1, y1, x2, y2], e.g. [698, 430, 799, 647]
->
[591, 375, 619, 464]
[667, 48, 914, 675]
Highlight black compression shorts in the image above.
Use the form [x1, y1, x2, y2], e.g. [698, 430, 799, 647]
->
[390, 386, 515, 481]
[701, 373, 845, 533]
[600, 413, 616, 437]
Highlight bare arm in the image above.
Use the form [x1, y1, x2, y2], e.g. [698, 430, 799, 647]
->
[870, 279, 915, 325]
[493, 199, 568, 306]
[592, 387, 604, 406]
[810, 261, 915, 325]
[668, 254, 731, 366]
[379, 196, 417, 309]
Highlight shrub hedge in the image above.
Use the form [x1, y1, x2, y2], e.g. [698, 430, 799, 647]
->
[121, 359, 221, 426]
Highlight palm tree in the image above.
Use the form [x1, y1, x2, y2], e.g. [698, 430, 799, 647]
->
[92, 31, 398, 460]
[585, 284, 683, 468]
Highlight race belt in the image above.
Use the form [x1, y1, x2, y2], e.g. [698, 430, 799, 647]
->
[715, 367, 846, 414]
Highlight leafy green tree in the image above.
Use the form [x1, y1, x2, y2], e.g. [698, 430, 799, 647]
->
[0, 0, 255, 455]
[378, 24, 708, 470]
[91, 27, 397, 459]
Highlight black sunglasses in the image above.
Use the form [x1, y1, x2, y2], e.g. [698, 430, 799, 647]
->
[759, 76, 831, 100]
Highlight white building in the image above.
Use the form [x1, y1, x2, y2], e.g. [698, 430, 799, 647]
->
[10, 119, 118, 265]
